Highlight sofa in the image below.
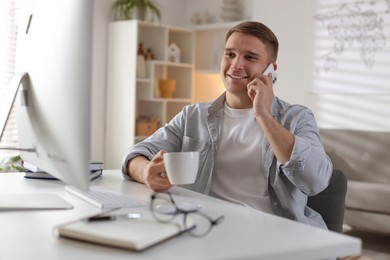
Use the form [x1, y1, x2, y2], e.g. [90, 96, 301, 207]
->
[320, 129, 390, 234]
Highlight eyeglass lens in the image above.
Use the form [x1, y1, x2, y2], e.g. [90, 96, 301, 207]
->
[151, 192, 224, 237]
[151, 192, 177, 222]
[185, 211, 214, 237]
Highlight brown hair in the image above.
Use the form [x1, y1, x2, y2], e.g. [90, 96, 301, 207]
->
[225, 21, 279, 62]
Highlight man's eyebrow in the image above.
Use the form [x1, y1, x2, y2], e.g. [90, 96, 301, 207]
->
[245, 51, 260, 57]
[224, 48, 260, 57]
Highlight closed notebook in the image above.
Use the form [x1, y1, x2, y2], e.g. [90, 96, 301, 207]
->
[56, 209, 192, 251]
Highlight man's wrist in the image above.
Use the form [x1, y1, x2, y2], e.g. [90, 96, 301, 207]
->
[128, 156, 149, 184]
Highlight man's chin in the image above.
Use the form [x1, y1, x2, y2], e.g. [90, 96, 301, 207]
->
[225, 81, 248, 90]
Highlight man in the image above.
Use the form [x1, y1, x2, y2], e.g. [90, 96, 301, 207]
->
[121, 21, 333, 229]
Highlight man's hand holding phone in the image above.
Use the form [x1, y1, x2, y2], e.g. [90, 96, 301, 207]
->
[247, 63, 277, 119]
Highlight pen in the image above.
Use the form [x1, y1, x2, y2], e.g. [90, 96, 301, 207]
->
[87, 213, 142, 222]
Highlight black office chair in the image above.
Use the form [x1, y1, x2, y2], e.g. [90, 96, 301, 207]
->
[307, 169, 347, 233]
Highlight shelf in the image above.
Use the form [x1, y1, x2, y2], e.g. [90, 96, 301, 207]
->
[194, 27, 227, 72]
[149, 98, 192, 103]
[105, 20, 194, 168]
[137, 78, 152, 83]
[152, 60, 194, 68]
[137, 97, 192, 103]
[196, 69, 220, 74]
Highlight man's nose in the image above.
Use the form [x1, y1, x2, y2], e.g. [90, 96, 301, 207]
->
[230, 58, 244, 71]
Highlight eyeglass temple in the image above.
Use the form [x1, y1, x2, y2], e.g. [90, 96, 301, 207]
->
[212, 215, 225, 225]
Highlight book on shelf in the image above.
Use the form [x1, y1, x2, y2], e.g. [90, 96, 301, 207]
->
[22, 160, 103, 181]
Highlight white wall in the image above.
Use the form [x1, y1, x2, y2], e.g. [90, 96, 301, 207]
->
[91, 0, 115, 162]
[154, 0, 187, 25]
[249, 0, 319, 116]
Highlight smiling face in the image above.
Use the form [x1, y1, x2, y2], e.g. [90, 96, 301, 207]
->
[221, 32, 271, 108]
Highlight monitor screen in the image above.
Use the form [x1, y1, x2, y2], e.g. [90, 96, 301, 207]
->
[15, 0, 93, 190]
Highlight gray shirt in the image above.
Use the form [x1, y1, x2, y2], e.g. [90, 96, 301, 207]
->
[121, 93, 333, 229]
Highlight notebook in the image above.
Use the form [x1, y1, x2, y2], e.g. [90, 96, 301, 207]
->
[56, 208, 193, 251]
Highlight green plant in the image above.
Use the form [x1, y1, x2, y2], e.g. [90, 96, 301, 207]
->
[112, 0, 161, 22]
[0, 154, 24, 172]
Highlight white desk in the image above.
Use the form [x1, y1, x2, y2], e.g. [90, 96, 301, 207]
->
[0, 170, 361, 260]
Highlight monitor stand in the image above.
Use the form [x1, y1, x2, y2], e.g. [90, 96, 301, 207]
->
[1, 73, 72, 211]
[0, 72, 34, 152]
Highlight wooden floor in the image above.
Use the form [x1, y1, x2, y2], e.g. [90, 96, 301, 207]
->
[342, 229, 390, 260]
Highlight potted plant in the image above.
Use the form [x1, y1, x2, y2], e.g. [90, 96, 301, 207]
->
[112, 0, 161, 22]
[0, 154, 24, 172]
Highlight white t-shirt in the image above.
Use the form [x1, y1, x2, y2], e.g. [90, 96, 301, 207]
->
[210, 103, 274, 214]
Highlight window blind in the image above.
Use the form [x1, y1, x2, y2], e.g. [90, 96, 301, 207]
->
[0, 0, 22, 159]
[310, 0, 390, 94]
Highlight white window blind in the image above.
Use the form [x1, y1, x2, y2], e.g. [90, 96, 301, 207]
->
[0, 0, 22, 159]
[309, 0, 390, 94]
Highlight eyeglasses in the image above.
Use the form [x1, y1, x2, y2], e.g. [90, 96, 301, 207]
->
[150, 191, 224, 237]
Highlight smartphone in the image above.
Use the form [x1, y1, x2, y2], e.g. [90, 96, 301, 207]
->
[263, 64, 277, 84]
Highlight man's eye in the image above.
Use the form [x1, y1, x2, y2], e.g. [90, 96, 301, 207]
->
[225, 52, 235, 58]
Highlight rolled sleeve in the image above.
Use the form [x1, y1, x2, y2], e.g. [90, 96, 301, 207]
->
[279, 135, 332, 195]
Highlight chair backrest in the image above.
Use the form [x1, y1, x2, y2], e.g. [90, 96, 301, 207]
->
[307, 169, 347, 232]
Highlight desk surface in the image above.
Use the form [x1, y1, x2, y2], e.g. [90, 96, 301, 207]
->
[0, 170, 361, 260]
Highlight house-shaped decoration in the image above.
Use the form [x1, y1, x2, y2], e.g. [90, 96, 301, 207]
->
[168, 42, 181, 63]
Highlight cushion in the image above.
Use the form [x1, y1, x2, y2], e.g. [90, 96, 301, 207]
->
[346, 180, 390, 215]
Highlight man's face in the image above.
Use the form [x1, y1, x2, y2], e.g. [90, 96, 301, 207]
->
[220, 32, 270, 97]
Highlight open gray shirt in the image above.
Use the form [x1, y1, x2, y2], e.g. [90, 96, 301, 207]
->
[121, 93, 333, 229]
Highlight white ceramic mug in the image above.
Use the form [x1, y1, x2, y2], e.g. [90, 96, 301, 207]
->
[163, 151, 199, 185]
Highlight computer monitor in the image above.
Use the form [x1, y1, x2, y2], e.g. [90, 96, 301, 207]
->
[14, 0, 93, 191]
